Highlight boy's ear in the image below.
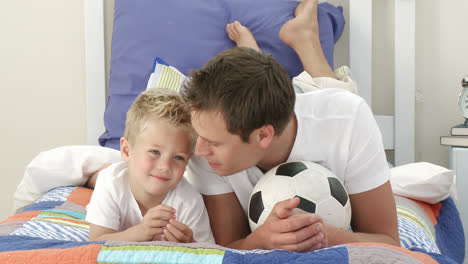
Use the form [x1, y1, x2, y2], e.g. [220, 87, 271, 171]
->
[256, 125, 274, 149]
[120, 137, 131, 162]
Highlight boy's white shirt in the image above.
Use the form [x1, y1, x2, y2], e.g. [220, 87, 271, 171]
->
[86, 161, 214, 243]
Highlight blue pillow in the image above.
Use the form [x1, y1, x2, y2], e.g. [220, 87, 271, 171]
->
[99, 0, 345, 150]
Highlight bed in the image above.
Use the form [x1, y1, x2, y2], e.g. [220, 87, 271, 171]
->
[0, 0, 466, 263]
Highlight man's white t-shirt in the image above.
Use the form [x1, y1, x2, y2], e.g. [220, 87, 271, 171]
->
[86, 161, 215, 243]
[186, 85, 390, 216]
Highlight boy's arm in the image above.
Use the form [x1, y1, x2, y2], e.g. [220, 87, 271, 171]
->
[89, 223, 158, 242]
[89, 204, 176, 242]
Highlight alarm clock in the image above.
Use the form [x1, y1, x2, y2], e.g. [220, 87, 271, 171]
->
[458, 75, 468, 122]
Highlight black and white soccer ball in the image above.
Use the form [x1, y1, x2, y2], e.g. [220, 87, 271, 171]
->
[248, 160, 352, 231]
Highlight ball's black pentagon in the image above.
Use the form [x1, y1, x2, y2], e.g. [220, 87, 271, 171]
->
[295, 195, 316, 213]
[276, 161, 307, 177]
[328, 177, 348, 206]
[249, 191, 264, 224]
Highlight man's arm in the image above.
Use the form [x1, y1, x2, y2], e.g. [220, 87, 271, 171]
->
[203, 193, 326, 252]
[204, 182, 399, 251]
[202, 193, 249, 246]
[325, 181, 400, 246]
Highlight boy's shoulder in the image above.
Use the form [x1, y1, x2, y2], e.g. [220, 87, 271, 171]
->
[165, 177, 204, 207]
[172, 177, 202, 197]
[95, 161, 129, 188]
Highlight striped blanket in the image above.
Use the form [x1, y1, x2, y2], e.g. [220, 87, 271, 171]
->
[0, 186, 464, 263]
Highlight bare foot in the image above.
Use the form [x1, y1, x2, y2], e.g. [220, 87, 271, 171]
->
[226, 21, 260, 52]
[279, 0, 320, 50]
[279, 0, 336, 78]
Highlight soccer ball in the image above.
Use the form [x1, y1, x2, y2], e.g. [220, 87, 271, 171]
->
[248, 161, 352, 231]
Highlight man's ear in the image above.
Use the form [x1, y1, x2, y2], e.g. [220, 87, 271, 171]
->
[120, 137, 131, 162]
[256, 125, 274, 149]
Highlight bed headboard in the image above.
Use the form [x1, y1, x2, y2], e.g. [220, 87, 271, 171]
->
[84, 0, 415, 166]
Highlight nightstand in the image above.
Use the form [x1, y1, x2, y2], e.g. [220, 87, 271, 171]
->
[449, 147, 468, 262]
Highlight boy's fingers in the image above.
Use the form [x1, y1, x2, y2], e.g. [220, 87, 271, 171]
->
[146, 208, 176, 220]
[167, 219, 187, 230]
[166, 224, 186, 241]
[147, 219, 170, 228]
[151, 204, 176, 213]
[163, 228, 179, 242]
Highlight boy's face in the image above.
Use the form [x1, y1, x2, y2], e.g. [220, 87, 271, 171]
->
[191, 109, 264, 176]
[122, 119, 192, 198]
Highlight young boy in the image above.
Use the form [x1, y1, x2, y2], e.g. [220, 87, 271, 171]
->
[86, 88, 214, 243]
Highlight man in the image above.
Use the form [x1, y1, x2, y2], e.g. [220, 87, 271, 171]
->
[182, 0, 399, 252]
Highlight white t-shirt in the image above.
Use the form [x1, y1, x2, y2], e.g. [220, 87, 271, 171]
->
[185, 76, 390, 215]
[86, 161, 214, 243]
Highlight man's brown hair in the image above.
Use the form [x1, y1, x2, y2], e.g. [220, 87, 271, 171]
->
[182, 47, 295, 142]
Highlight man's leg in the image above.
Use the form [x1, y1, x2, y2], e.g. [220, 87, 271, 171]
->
[226, 21, 261, 52]
[279, 0, 336, 79]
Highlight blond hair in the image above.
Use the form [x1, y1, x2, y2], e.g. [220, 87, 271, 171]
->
[124, 88, 194, 146]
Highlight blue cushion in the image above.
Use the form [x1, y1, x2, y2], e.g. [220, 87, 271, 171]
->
[99, 0, 345, 150]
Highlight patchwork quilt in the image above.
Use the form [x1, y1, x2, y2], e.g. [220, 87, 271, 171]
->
[0, 186, 464, 263]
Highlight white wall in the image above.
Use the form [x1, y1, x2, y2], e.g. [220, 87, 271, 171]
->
[415, 0, 468, 165]
[0, 1, 87, 220]
[0, 0, 467, 221]
[331, 0, 468, 167]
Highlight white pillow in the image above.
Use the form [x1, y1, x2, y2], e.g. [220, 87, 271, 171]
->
[13, 145, 122, 213]
[390, 162, 457, 204]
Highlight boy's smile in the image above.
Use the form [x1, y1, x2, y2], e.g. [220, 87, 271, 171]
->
[121, 119, 192, 203]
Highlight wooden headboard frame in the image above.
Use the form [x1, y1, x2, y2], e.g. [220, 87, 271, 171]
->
[84, 0, 415, 166]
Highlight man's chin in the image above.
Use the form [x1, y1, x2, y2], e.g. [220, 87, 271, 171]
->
[212, 166, 243, 177]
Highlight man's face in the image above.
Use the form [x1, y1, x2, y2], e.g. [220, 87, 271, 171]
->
[191, 109, 263, 176]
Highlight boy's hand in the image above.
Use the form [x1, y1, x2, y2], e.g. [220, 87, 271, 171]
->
[138, 204, 176, 241]
[163, 219, 195, 243]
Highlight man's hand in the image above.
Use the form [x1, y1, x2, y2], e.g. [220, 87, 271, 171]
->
[137, 204, 176, 241]
[251, 197, 328, 252]
[163, 219, 195, 243]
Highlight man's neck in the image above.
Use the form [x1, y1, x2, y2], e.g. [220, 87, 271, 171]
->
[257, 114, 297, 173]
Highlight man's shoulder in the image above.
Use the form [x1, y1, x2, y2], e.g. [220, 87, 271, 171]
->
[295, 89, 364, 117]
[297, 88, 363, 104]
[96, 161, 129, 188]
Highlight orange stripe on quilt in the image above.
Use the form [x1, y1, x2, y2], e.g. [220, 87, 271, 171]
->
[66, 187, 94, 207]
[408, 198, 441, 226]
[0, 244, 102, 264]
[0, 211, 40, 224]
[350, 242, 438, 264]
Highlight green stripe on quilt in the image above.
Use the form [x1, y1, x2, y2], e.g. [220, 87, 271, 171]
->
[33, 218, 89, 229]
[40, 209, 86, 220]
[98, 245, 224, 264]
[396, 206, 435, 241]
